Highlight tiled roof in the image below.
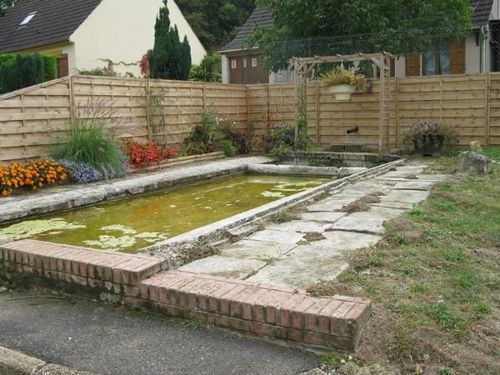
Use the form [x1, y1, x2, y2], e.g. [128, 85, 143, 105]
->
[0, 0, 102, 53]
[219, 7, 273, 52]
[471, 0, 494, 27]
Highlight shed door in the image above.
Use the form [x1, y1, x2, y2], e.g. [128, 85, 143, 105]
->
[229, 57, 242, 84]
[58, 54, 69, 77]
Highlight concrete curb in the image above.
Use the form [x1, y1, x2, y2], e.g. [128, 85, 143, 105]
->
[0, 346, 95, 375]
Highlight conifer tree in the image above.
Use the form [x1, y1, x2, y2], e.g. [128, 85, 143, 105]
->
[149, 0, 191, 80]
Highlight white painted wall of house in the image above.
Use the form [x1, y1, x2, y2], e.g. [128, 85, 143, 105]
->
[69, 0, 206, 76]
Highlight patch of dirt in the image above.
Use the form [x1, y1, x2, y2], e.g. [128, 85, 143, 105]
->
[177, 244, 220, 265]
[303, 232, 326, 243]
[307, 280, 363, 298]
[341, 192, 384, 213]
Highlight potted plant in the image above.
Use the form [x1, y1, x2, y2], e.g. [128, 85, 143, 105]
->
[322, 66, 367, 101]
[401, 122, 459, 156]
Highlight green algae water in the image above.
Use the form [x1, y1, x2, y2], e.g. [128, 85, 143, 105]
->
[0, 175, 328, 253]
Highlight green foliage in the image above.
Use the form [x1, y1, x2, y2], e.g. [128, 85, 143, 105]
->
[42, 56, 58, 81]
[182, 109, 251, 156]
[189, 53, 222, 82]
[149, 1, 192, 80]
[77, 67, 117, 77]
[176, 0, 255, 51]
[0, 53, 44, 94]
[254, 0, 472, 70]
[222, 140, 237, 157]
[322, 66, 366, 90]
[52, 103, 124, 177]
[268, 123, 311, 157]
[0, 0, 15, 17]
[401, 122, 459, 154]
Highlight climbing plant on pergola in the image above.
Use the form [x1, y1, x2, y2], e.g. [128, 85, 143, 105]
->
[289, 52, 394, 152]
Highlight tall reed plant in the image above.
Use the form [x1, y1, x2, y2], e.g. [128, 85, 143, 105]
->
[52, 99, 126, 178]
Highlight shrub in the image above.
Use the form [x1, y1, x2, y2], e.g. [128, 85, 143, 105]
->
[268, 124, 311, 157]
[52, 119, 125, 177]
[124, 141, 178, 168]
[42, 55, 58, 81]
[0, 159, 68, 197]
[0, 53, 45, 94]
[77, 67, 117, 77]
[182, 110, 251, 156]
[189, 53, 222, 82]
[222, 140, 237, 157]
[401, 122, 459, 153]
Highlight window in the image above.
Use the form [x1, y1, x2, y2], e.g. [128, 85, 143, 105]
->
[251, 58, 258, 67]
[19, 11, 37, 27]
[243, 58, 247, 68]
[423, 44, 449, 75]
[231, 59, 237, 69]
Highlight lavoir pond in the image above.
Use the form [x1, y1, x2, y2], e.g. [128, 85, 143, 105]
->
[0, 175, 328, 253]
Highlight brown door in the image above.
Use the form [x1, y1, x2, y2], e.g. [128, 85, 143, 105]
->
[449, 40, 465, 74]
[229, 57, 242, 84]
[58, 54, 69, 77]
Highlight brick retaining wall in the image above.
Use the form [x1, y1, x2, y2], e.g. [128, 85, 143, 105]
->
[0, 239, 371, 352]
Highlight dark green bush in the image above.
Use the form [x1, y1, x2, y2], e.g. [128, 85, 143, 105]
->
[42, 55, 58, 81]
[0, 53, 45, 94]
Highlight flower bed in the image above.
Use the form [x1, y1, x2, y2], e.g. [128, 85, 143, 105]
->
[124, 141, 179, 169]
[0, 159, 67, 197]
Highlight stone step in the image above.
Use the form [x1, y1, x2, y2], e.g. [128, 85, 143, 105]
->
[133, 270, 371, 352]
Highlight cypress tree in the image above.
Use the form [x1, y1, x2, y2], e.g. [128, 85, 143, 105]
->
[149, 0, 192, 80]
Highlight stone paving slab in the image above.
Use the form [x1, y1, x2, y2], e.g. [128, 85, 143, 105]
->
[267, 220, 331, 234]
[393, 180, 437, 190]
[311, 231, 381, 253]
[307, 197, 357, 212]
[178, 255, 266, 279]
[247, 229, 305, 245]
[330, 207, 405, 235]
[376, 190, 431, 209]
[220, 239, 296, 260]
[247, 245, 349, 289]
[300, 212, 346, 223]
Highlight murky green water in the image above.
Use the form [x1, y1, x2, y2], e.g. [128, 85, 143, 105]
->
[0, 175, 328, 253]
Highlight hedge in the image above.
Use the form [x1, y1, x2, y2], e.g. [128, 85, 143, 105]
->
[0, 53, 58, 94]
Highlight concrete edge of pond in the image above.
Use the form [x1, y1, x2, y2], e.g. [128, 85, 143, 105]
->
[0, 156, 271, 225]
[143, 158, 406, 258]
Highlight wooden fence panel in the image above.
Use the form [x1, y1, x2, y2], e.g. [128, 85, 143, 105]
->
[1, 73, 499, 162]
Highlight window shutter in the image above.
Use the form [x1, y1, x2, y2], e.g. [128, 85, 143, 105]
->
[449, 40, 465, 74]
[406, 53, 421, 76]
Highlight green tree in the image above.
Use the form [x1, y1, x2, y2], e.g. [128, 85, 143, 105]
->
[176, 0, 255, 51]
[254, 0, 472, 69]
[149, 0, 191, 80]
[0, 0, 15, 17]
[189, 53, 222, 82]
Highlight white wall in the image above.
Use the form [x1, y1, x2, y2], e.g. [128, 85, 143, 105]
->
[466, 33, 481, 74]
[70, 0, 206, 76]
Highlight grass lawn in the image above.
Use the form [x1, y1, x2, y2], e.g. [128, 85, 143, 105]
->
[309, 148, 500, 374]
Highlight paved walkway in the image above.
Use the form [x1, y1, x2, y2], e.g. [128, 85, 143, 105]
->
[180, 164, 448, 289]
[0, 291, 318, 375]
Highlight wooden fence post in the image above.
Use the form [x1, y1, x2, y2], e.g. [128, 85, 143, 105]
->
[69, 76, 76, 124]
[315, 82, 321, 145]
[145, 78, 152, 141]
[395, 78, 400, 149]
[266, 85, 271, 135]
[485, 73, 491, 146]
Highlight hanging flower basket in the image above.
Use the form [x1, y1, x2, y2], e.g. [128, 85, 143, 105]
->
[328, 84, 356, 101]
[322, 66, 366, 102]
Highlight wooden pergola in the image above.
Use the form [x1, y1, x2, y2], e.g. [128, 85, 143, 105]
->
[289, 52, 395, 152]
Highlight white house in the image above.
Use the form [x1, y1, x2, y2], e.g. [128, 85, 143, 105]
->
[0, 0, 206, 77]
